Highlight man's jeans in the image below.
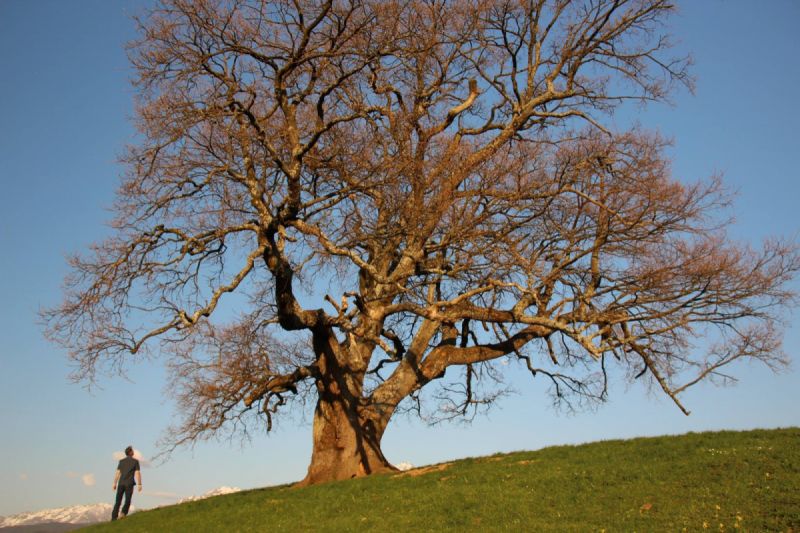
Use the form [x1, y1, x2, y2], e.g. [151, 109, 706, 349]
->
[112, 484, 134, 520]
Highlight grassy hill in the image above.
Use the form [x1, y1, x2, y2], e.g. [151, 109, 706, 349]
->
[84, 428, 799, 532]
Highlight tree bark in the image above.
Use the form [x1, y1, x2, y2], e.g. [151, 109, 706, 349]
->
[300, 386, 395, 485]
[299, 338, 396, 486]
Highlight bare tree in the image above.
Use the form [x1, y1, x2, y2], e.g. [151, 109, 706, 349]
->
[43, 0, 798, 485]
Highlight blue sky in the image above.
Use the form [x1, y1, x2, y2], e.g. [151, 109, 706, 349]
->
[1, 0, 799, 517]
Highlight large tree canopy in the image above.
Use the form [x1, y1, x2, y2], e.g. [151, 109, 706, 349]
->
[44, 0, 798, 485]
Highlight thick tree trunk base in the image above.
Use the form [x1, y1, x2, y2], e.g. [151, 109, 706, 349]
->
[297, 394, 396, 486]
[297, 451, 397, 487]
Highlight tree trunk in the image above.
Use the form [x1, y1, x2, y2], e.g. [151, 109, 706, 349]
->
[299, 338, 396, 486]
[299, 389, 395, 485]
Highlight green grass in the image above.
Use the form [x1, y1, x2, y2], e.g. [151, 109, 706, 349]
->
[86, 428, 799, 532]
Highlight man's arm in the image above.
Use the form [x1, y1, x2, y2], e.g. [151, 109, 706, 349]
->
[113, 469, 120, 490]
[135, 470, 142, 492]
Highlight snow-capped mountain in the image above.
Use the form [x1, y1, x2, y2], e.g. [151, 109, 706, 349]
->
[0, 487, 240, 530]
[0, 502, 116, 528]
[177, 485, 241, 504]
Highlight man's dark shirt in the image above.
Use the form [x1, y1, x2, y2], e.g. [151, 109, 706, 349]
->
[117, 456, 140, 486]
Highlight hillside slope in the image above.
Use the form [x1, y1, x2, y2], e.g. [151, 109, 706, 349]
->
[83, 428, 800, 532]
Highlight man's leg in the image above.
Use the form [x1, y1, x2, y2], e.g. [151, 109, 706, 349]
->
[121, 484, 134, 517]
[111, 485, 126, 520]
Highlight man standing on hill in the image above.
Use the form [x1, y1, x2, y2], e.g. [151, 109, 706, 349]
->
[111, 445, 141, 520]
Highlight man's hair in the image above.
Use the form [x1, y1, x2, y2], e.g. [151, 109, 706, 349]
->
[125, 446, 134, 457]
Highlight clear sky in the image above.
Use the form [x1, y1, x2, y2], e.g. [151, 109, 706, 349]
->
[1, 0, 799, 518]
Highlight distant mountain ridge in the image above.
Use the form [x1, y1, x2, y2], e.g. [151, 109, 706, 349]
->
[0, 487, 241, 530]
[0, 503, 112, 530]
[176, 485, 241, 504]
